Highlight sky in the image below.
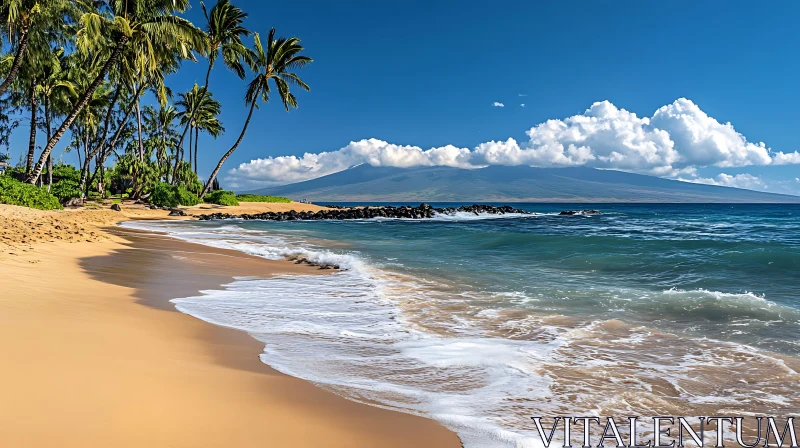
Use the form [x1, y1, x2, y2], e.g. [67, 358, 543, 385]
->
[7, 1, 800, 195]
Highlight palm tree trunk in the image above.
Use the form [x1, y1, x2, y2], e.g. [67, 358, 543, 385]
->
[26, 35, 129, 185]
[78, 83, 122, 191]
[45, 97, 53, 191]
[200, 89, 260, 198]
[77, 128, 84, 169]
[173, 63, 214, 184]
[25, 76, 38, 174]
[194, 126, 199, 175]
[135, 88, 145, 161]
[78, 83, 138, 191]
[188, 124, 193, 168]
[0, 27, 29, 96]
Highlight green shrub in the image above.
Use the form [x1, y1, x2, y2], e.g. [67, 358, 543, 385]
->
[177, 185, 201, 206]
[0, 175, 63, 210]
[236, 194, 292, 203]
[150, 182, 201, 207]
[50, 179, 82, 202]
[51, 164, 81, 183]
[204, 190, 239, 206]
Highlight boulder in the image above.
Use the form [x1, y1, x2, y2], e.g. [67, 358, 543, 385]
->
[168, 209, 186, 216]
[110, 203, 121, 211]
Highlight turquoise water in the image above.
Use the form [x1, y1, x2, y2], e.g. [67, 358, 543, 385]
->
[125, 204, 800, 447]
[280, 203, 800, 353]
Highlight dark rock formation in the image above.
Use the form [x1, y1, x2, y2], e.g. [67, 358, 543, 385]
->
[110, 203, 121, 211]
[168, 209, 186, 216]
[197, 203, 537, 222]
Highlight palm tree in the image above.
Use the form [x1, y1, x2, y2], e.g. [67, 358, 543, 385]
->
[143, 104, 178, 173]
[36, 48, 76, 189]
[192, 108, 223, 175]
[200, 29, 311, 198]
[26, 0, 207, 185]
[176, 83, 222, 175]
[69, 77, 113, 191]
[0, 0, 75, 96]
[173, 0, 251, 183]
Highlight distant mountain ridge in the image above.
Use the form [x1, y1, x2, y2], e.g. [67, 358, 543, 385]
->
[250, 165, 800, 203]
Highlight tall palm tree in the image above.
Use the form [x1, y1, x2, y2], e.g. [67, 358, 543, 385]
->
[176, 83, 222, 175]
[69, 77, 113, 188]
[0, 0, 76, 96]
[192, 107, 223, 174]
[36, 48, 76, 189]
[173, 0, 251, 183]
[143, 104, 178, 173]
[26, 0, 207, 184]
[200, 29, 311, 198]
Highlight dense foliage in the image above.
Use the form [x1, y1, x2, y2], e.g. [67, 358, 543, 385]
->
[236, 194, 291, 203]
[204, 189, 239, 206]
[0, 176, 62, 210]
[0, 0, 312, 208]
[149, 182, 201, 207]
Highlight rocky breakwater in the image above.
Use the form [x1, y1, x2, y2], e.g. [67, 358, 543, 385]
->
[197, 203, 535, 221]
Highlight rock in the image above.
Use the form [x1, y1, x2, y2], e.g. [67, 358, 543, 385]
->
[110, 203, 121, 211]
[196, 203, 534, 222]
[168, 209, 186, 216]
[65, 198, 84, 207]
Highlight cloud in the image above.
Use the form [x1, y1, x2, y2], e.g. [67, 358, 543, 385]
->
[492, 102, 505, 107]
[520, 103, 525, 108]
[796, 178, 799, 183]
[772, 151, 800, 165]
[226, 98, 800, 188]
[227, 139, 476, 187]
[688, 173, 766, 190]
[519, 94, 527, 97]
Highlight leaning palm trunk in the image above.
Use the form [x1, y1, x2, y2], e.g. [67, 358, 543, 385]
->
[25, 77, 38, 174]
[77, 85, 122, 196]
[0, 27, 30, 96]
[135, 89, 144, 161]
[27, 36, 129, 185]
[200, 86, 259, 198]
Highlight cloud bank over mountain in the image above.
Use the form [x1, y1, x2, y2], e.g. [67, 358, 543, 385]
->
[226, 98, 800, 188]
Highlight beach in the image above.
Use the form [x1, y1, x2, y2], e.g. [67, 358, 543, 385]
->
[0, 203, 460, 448]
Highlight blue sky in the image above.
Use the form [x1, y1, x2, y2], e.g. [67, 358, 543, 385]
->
[7, 1, 800, 194]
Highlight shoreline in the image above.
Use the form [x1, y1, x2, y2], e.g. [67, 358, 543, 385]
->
[0, 203, 461, 447]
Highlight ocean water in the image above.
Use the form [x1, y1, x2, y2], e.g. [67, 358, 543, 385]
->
[123, 203, 800, 447]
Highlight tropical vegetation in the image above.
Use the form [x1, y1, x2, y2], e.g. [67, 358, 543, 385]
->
[0, 0, 311, 207]
[236, 193, 290, 203]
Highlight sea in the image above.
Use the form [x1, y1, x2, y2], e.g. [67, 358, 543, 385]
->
[122, 203, 800, 447]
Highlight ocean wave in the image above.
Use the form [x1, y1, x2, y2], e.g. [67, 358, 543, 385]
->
[120, 219, 800, 447]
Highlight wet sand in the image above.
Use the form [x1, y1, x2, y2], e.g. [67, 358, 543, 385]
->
[0, 204, 460, 448]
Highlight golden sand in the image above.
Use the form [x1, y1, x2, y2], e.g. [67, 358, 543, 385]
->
[0, 203, 460, 447]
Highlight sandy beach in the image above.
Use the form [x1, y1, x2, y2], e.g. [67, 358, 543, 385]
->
[0, 203, 460, 448]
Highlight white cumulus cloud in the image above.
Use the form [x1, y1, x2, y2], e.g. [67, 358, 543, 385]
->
[772, 151, 800, 165]
[492, 102, 504, 107]
[688, 173, 767, 190]
[226, 98, 800, 188]
[520, 103, 525, 108]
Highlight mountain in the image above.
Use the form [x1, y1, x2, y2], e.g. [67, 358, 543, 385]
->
[250, 165, 800, 203]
